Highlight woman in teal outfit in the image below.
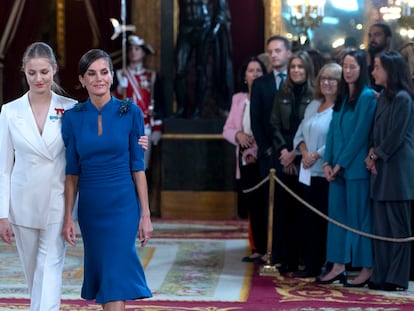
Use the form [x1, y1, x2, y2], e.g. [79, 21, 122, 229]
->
[61, 49, 152, 311]
[317, 49, 376, 287]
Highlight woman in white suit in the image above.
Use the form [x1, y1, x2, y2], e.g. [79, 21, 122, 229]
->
[0, 42, 76, 311]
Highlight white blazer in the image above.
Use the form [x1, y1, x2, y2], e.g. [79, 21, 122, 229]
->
[0, 91, 76, 229]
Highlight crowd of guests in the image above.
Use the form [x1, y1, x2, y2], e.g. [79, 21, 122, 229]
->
[223, 22, 414, 292]
[0, 20, 413, 311]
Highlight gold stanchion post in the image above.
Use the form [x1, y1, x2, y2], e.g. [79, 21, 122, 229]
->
[260, 168, 280, 276]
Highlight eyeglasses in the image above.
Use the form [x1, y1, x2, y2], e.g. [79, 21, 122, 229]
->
[320, 77, 337, 84]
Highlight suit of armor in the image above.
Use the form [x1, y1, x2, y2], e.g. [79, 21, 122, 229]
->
[175, 0, 233, 118]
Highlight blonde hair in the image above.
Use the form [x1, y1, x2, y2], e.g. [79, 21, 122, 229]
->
[314, 62, 342, 100]
[22, 42, 66, 95]
[22, 42, 57, 70]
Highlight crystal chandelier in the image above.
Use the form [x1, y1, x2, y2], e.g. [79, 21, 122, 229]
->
[287, 0, 326, 31]
[400, 0, 414, 29]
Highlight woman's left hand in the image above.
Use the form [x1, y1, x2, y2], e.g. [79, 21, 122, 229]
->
[279, 149, 296, 167]
[139, 215, 153, 247]
[62, 217, 76, 247]
[283, 162, 297, 175]
[364, 155, 377, 174]
[302, 151, 317, 169]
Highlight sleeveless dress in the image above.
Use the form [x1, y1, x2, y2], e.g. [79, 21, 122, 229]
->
[61, 97, 152, 303]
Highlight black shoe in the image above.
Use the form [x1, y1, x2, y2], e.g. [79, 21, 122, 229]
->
[381, 282, 407, 291]
[277, 264, 290, 274]
[241, 256, 256, 263]
[253, 257, 267, 265]
[292, 270, 318, 278]
[344, 278, 370, 288]
[315, 271, 347, 285]
[368, 281, 381, 290]
[241, 254, 263, 263]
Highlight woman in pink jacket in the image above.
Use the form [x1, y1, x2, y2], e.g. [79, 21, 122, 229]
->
[223, 56, 268, 263]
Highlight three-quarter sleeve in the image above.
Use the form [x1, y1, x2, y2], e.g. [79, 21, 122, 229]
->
[129, 105, 145, 172]
[61, 111, 80, 175]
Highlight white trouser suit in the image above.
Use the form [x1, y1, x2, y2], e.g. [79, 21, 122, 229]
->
[12, 223, 66, 311]
[0, 92, 77, 311]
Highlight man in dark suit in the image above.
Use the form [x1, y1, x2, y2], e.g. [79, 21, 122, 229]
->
[250, 35, 291, 266]
[251, 35, 291, 177]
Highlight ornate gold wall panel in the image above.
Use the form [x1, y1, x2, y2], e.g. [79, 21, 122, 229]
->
[132, 0, 161, 71]
[263, 0, 286, 47]
[56, 0, 65, 67]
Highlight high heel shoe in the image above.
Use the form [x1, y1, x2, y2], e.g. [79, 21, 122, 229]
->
[344, 278, 370, 288]
[315, 271, 347, 285]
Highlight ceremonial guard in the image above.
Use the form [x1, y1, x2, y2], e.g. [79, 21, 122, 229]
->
[114, 35, 163, 167]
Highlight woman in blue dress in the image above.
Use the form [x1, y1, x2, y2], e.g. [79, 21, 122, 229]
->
[61, 49, 153, 310]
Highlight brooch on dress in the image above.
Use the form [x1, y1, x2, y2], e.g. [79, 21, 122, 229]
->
[119, 98, 131, 116]
[73, 102, 86, 112]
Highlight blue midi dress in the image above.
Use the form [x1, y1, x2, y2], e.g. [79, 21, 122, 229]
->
[61, 97, 152, 303]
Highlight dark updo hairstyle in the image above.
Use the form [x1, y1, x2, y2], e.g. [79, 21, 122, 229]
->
[78, 49, 114, 77]
[376, 50, 414, 100]
[237, 56, 267, 92]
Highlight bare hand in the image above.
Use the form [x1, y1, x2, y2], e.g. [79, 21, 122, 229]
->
[324, 164, 335, 182]
[302, 151, 317, 169]
[331, 164, 341, 178]
[138, 136, 149, 151]
[364, 154, 377, 174]
[138, 215, 153, 247]
[236, 132, 254, 149]
[62, 218, 76, 247]
[0, 218, 13, 244]
[279, 149, 296, 167]
[283, 163, 297, 175]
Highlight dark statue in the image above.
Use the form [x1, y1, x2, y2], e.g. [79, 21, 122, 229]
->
[174, 0, 234, 118]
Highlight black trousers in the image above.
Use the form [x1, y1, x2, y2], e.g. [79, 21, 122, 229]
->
[239, 162, 267, 255]
[371, 200, 411, 288]
[300, 177, 329, 275]
[272, 169, 304, 270]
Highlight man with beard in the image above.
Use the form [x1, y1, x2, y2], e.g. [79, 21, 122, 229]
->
[367, 22, 392, 92]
